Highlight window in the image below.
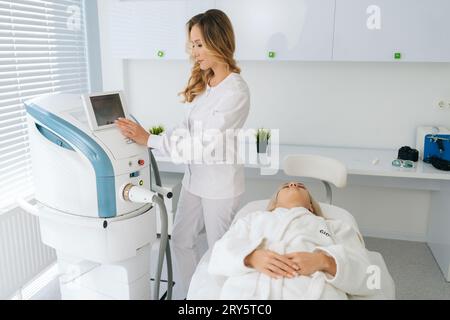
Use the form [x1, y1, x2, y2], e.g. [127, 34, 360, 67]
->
[0, 0, 89, 212]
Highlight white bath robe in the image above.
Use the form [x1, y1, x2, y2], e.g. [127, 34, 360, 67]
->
[208, 207, 375, 300]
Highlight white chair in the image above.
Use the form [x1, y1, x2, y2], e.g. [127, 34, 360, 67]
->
[284, 154, 347, 204]
[187, 154, 396, 300]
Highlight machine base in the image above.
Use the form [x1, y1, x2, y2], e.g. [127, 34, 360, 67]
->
[57, 244, 152, 300]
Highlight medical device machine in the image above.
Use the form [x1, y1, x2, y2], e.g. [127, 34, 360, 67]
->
[20, 92, 173, 300]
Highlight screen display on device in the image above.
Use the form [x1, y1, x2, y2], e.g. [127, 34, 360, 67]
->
[90, 94, 125, 127]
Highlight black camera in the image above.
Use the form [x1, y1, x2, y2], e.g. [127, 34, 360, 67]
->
[397, 146, 419, 162]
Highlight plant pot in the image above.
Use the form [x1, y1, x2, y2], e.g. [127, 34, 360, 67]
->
[257, 141, 268, 153]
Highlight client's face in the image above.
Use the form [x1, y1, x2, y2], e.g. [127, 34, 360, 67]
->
[276, 182, 312, 211]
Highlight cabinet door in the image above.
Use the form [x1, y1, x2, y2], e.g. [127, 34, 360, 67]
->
[109, 0, 188, 60]
[216, 0, 335, 61]
[186, 0, 215, 19]
[333, 0, 450, 62]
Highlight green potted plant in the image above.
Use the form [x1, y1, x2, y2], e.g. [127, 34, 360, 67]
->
[255, 128, 271, 153]
[149, 125, 165, 136]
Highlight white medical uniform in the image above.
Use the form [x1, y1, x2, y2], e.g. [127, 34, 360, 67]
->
[147, 72, 251, 298]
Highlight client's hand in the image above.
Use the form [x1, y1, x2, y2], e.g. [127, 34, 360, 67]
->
[115, 118, 150, 146]
[284, 252, 336, 277]
[244, 249, 300, 279]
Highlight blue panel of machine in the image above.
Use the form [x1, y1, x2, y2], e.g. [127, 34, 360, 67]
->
[26, 102, 117, 218]
[36, 123, 75, 151]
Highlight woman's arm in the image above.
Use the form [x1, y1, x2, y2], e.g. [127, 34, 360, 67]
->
[321, 252, 337, 276]
[209, 214, 297, 278]
[115, 89, 249, 160]
[208, 216, 263, 277]
[115, 117, 188, 157]
[314, 220, 375, 297]
[203, 89, 250, 131]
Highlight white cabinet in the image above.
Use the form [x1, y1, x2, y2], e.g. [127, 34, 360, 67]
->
[186, 0, 216, 20]
[107, 0, 450, 62]
[216, 0, 336, 61]
[333, 0, 450, 62]
[108, 0, 215, 60]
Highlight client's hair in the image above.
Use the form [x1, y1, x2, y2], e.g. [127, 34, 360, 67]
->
[266, 183, 323, 217]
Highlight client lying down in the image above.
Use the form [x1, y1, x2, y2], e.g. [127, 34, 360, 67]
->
[207, 182, 376, 299]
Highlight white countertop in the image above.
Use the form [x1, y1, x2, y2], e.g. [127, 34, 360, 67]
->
[152, 143, 450, 181]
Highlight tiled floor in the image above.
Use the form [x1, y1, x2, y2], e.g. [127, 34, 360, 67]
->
[364, 237, 450, 300]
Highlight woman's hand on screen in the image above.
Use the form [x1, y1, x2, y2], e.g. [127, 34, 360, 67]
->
[115, 118, 150, 146]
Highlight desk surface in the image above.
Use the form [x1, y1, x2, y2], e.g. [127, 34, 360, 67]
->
[153, 144, 450, 181]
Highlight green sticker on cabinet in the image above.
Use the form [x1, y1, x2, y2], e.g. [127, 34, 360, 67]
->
[157, 50, 165, 58]
[268, 51, 276, 59]
[394, 52, 401, 60]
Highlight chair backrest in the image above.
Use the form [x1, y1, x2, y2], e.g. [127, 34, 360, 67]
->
[283, 154, 347, 187]
[283, 154, 347, 204]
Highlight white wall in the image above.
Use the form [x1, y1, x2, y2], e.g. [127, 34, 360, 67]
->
[103, 59, 450, 150]
[97, 0, 450, 149]
[97, 0, 449, 241]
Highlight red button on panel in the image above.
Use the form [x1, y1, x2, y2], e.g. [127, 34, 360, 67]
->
[138, 159, 145, 166]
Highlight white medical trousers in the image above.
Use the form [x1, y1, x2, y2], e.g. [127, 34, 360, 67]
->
[170, 186, 242, 299]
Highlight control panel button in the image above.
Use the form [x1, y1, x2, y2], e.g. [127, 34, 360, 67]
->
[129, 171, 140, 178]
[138, 159, 145, 166]
[123, 137, 134, 144]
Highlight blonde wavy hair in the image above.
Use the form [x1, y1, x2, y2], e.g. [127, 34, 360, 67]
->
[266, 182, 323, 217]
[180, 9, 241, 103]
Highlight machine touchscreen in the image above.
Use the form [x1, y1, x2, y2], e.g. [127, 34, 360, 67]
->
[91, 93, 125, 127]
[82, 91, 128, 131]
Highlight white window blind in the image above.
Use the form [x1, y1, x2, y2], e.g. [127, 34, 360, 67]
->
[0, 0, 89, 212]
